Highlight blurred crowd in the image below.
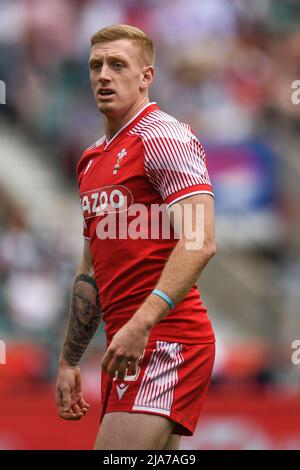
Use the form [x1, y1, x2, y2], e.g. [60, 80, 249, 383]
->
[1, 0, 300, 176]
[1, 0, 300, 390]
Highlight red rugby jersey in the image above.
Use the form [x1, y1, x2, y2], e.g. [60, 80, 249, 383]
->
[77, 103, 215, 345]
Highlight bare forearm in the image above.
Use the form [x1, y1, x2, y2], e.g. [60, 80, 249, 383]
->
[158, 237, 214, 301]
[132, 237, 215, 330]
[60, 274, 102, 367]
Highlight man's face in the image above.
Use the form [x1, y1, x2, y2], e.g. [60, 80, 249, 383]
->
[89, 39, 153, 118]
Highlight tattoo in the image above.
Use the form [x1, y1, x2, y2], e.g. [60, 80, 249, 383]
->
[62, 274, 102, 367]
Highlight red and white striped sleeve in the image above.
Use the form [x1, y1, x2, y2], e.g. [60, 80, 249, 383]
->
[142, 121, 214, 207]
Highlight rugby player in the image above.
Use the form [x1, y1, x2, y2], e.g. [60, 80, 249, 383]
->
[56, 24, 216, 450]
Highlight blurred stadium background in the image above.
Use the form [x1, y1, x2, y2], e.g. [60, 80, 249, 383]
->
[1, 0, 300, 450]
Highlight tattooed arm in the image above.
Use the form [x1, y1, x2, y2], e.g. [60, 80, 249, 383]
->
[56, 239, 102, 420]
[60, 273, 102, 367]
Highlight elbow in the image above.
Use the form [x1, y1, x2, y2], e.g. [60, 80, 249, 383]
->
[204, 241, 217, 260]
[210, 242, 217, 258]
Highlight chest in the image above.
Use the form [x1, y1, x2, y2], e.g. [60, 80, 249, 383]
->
[80, 136, 144, 192]
[79, 135, 158, 220]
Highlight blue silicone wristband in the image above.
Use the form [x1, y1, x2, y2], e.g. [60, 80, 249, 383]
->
[151, 289, 175, 309]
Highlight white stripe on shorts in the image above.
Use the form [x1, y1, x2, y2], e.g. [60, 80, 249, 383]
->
[132, 341, 184, 416]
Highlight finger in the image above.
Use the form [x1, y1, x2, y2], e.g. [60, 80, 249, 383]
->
[55, 387, 64, 406]
[71, 396, 89, 414]
[60, 411, 83, 421]
[106, 355, 123, 377]
[71, 404, 86, 418]
[117, 359, 129, 381]
[56, 394, 65, 407]
[79, 403, 89, 413]
[59, 406, 80, 419]
[129, 361, 137, 376]
[77, 402, 89, 414]
[101, 349, 114, 371]
[79, 397, 90, 409]
[72, 403, 83, 415]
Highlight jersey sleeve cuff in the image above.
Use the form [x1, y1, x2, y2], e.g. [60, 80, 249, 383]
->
[165, 184, 214, 208]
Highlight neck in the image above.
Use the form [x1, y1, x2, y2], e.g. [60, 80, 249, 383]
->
[104, 96, 150, 142]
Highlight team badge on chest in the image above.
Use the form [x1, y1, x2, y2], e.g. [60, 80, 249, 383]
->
[113, 148, 127, 175]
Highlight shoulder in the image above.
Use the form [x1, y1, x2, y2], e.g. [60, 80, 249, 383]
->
[86, 135, 106, 151]
[77, 135, 106, 180]
[129, 109, 193, 143]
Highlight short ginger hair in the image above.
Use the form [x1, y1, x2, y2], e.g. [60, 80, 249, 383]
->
[90, 24, 155, 66]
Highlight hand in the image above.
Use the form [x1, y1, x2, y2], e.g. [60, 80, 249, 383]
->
[101, 319, 150, 381]
[55, 363, 90, 420]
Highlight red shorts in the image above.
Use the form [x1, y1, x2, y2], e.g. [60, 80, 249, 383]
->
[100, 340, 215, 436]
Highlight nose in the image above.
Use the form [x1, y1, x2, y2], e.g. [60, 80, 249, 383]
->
[98, 63, 111, 83]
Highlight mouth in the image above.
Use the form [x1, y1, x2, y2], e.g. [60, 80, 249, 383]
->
[97, 89, 116, 100]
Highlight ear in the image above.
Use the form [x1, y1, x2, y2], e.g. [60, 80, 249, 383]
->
[140, 66, 154, 91]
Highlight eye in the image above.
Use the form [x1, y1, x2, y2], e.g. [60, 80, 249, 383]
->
[112, 62, 123, 70]
[91, 62, 102, 71]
